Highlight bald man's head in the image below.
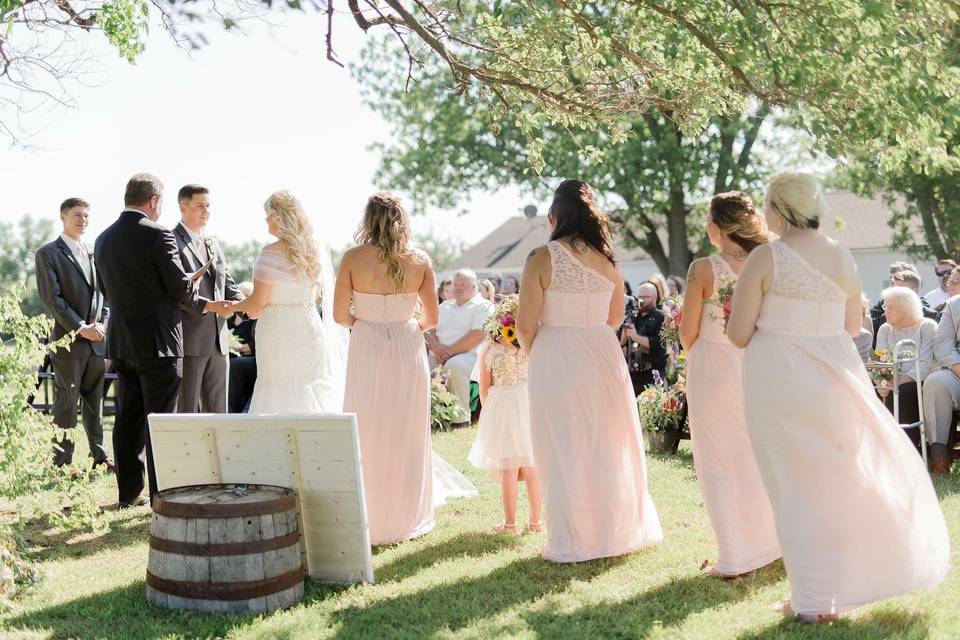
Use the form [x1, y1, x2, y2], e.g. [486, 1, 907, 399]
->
[636, 283, 658, 312]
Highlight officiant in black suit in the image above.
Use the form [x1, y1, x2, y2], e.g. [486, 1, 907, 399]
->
[95, 174, 233, 507]
[35, 197, 112, 470]
[172, 185, 244, 413]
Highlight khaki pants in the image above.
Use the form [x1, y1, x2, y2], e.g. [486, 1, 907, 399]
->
[922, 369, 960, 445]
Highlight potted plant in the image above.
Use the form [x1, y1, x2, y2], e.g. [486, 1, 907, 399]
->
[637, 372, 687, 454]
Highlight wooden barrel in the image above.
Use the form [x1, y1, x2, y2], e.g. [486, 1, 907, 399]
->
[146, 484, 305, 614]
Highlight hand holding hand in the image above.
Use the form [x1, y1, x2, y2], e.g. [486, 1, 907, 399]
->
[205, 300, 235, 318]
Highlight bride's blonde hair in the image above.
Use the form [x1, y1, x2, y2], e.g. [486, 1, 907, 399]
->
[264, 191, 323, 286]
[355, 192, 415, 292]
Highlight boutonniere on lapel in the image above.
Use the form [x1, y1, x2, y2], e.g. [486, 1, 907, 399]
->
[204, 237, 215, 252]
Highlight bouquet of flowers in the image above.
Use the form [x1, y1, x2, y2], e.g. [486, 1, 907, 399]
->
[705, 276, 736, 328]
[482, 294, 519, 347]
[637, 371, 687, 433]
[430, 367, 469, 430]
[659, 294, 683, 358]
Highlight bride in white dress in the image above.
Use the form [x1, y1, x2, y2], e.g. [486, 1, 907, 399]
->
[230, 190, 349, 413]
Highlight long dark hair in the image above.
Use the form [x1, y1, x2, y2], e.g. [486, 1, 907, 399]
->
[548, 179, 616, 264]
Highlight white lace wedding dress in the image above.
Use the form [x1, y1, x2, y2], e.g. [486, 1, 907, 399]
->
[248, 246, 341, 413]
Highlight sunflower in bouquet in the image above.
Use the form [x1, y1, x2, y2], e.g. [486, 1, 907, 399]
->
[482, 294, 520, 347]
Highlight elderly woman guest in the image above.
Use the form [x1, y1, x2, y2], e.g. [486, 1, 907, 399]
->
[854, 294, 873, 363]
[875, 287, 938, 451]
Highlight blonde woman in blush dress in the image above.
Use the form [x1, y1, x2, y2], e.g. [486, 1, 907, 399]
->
[231, 191, 347, 413]
[679, 192, 780, 579]
[517, 179, 662, 563]
[727, 172, 949, 623]
[334, 193, 476, 545]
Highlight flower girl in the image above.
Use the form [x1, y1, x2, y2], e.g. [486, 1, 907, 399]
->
[468, 296, 542, 533]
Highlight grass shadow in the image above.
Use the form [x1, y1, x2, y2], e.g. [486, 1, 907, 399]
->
[6, 580, 244, 639]
[525, 562, 784, 639]
[329, 554, 628, 639]
[20, 510, 151, 563]
[374, 531, 524, 583]
[737, 608, 931, 639]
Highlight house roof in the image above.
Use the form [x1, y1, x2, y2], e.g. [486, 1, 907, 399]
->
[449, 190, 902, 271]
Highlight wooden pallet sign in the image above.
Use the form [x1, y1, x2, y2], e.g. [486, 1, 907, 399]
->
[147, 413, 374, 584]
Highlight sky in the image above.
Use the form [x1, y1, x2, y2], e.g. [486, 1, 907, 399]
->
[0, 10, 527, 250]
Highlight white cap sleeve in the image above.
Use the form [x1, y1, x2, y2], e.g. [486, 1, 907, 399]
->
[252, 248, 293, 284]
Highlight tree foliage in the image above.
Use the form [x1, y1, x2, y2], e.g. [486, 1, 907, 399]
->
[356, 42, 809, 275]
[4, 0, 960, 175]
[0, 215, 54, 318]
[0, 286, 100, 530]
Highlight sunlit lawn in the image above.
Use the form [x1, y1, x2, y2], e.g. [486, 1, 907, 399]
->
[2, 426, 958, 639]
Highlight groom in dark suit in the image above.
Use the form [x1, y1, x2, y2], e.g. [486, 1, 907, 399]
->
[95, 174, 232, 507]
[35, 197, 112, 469]
[172, 185, 244, 413]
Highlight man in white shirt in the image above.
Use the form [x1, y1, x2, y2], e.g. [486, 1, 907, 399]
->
[35, 198, 112, 469]
[925, 259, 958, 309]
[425, 269, 495, 420]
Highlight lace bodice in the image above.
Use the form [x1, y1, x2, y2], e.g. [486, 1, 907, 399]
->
[769, 242, 847, 304]
[541, 241, 615, 327]
[755, 241, 849, 337]
[485, 343, 528, 387]
[699, 255, 738, 341]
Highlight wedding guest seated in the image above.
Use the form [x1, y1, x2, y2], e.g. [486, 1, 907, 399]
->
[425, 269, 495, 422]
[871, 262, 918, 342]
[923, 291, 960, 474]
[925, 259, 958, 309]
[854, 294, 873, 363]
[667, 274, 685, 297]
[872, 268, 939, 345]
[621, 282, 667, 393]
[479, 279, 497, 302]
[875, 287, 938, 452]
[933, 266, 960, 314]
[228, 281, 257, 413]
[499, 275, 520, 296]
[437, 278, 453, 304]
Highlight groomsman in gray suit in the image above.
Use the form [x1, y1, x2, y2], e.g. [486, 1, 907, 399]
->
[172, 185, 244, 413]
[35, 198, 112, 469]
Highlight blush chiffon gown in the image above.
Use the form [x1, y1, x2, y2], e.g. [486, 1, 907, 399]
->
[742, 241, 950, 616]
[685, 255, 780, 575]
[344, 291, 477, 546]
[527, 241, 663, 562]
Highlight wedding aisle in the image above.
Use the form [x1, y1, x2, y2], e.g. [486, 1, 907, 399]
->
[3, 426, 959, 639]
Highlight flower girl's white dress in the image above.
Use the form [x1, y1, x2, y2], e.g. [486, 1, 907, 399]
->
[468, 341, 535, 471]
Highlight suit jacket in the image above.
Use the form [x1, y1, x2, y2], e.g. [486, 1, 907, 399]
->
[35, 237, 109, 357]
[94, 210, 207, 360]
[933, 295, 960, 368]
[172, 223, 243, 356]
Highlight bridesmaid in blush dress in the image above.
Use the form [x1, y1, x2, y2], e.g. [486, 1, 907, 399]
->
[727, 172, 949, 622]
[517, 179, 662, 563]
[334, 193, 440, 545]
[680, 192, 780, 579]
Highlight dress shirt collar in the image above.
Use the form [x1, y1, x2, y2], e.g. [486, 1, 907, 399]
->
[181, 222, 205, 246]
[122, 208, 149, 219]
[60, 233, 87, 255]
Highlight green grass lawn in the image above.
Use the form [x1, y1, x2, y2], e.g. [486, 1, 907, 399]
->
[2, 427, 959, 639]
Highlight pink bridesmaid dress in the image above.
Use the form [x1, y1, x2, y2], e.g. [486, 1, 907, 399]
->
[344, 291, 434, 545]
[742, 241, 950, 616]
[527, 241, 662, 562]
[685, 255, 780, 575]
